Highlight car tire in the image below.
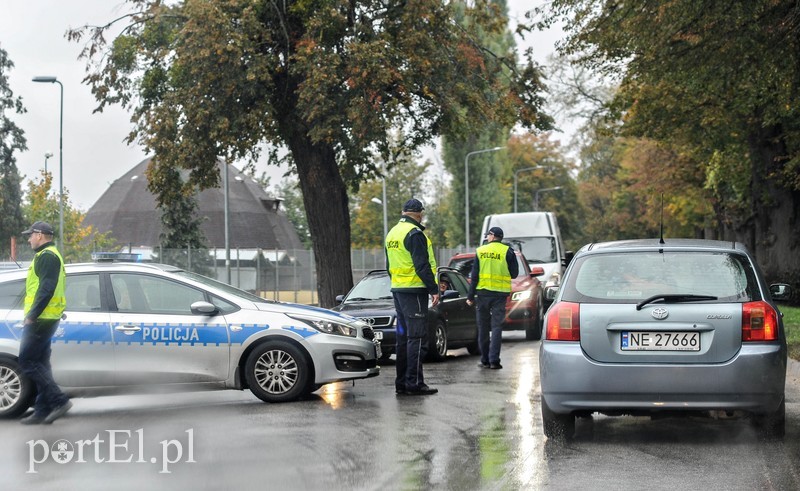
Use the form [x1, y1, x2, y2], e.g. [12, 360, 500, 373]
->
[245, 340, 311, 403]
[541, 395, 575, 441]
[0, 358, 35, 419]
[753, 398, 785, 439]
[525, 294, 545, 341]
[426, 322, 448, 362]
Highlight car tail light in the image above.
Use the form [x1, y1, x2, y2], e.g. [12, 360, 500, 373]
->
[545, 302, 580, 341]
[742, 301, 779, 341]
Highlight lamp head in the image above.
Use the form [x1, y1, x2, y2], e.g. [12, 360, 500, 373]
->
[32, 76, 57, 83]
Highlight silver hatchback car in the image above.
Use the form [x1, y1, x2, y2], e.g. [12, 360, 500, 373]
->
[540, 239, 792, 439]
[0, 259, 379, 418]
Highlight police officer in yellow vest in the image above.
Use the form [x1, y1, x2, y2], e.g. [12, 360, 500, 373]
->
[18, 221, 72, 424]
[385, 199, 440, 396]
[467, 227, 518, 369]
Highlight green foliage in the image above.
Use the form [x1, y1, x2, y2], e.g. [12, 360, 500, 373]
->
[22, 170, 118, 262]
[349, 151, 431, 248]
[0, 46, 27, 258]
[540, 0, 800, 285]
[782, 305, 800, 361]
[507, 133, 582, 251]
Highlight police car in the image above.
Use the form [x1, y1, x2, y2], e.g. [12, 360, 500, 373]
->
[0, 256, 380, 418]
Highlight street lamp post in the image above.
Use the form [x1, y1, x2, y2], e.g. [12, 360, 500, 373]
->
[533, 186, 563, 211]
[44, 152, 53, 175]
[370, 195, 388, 239]
[464, 146, 505, 248]
[513, 166, 545, 213]
[32, 76, 64, 250]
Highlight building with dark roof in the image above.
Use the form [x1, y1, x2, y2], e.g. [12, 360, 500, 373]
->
[83, 157, 303, 252]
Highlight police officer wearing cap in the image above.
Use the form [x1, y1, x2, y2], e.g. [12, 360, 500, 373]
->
[18, 221, 72, 424]
[467, 227, 518, 369]
[385, 198, 440, 395]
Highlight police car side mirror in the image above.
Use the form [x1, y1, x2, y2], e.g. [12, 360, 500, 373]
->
[191, 301, 219, 316]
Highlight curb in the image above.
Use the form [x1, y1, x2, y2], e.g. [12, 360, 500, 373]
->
[789, 358, 800, 384]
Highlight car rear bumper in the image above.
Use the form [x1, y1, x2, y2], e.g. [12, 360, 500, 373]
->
[540, 341, 786, 414]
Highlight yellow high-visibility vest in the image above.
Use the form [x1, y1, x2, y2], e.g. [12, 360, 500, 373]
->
[476, 241, 512, 293]
[386, 220, 436, 289]
[24, 245, 66, 320]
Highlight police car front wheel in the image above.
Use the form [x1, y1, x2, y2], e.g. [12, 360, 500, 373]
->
[0, 358, 35, 419]
[245, 340, 311, 403]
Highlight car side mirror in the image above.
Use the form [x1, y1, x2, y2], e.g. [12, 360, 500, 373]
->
[769, 283, 793, 302]
[543, 285, 559, 303]
[441, 290, 459, 300]
[563, 251, 574, 267]
[191, 301, 219, 316]
[335, 294, 345, 305]
[530, 266, 545, 278]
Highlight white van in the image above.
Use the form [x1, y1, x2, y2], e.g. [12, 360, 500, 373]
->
[480, 212, 571, 286]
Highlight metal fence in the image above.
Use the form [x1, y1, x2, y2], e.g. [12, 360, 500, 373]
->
[2, 245, 476, 305]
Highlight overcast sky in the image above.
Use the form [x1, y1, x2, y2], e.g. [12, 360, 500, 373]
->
[1, 0, 561, 211]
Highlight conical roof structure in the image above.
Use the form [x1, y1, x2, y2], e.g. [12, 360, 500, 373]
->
[83, 157, 303, 250]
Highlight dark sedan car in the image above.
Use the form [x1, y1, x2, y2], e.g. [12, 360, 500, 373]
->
[333, 268, 479, 361]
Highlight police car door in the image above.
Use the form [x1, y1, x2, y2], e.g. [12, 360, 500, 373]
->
[107, 272, 231, 385]
[0, 273, 115, 387]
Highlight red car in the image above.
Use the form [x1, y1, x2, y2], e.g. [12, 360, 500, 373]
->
[448, 250, 546, 340]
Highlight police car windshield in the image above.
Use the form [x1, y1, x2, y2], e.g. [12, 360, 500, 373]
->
[173, 270, 272, 303]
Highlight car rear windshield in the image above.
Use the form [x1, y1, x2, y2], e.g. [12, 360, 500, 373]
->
[563, 251, 759, 303]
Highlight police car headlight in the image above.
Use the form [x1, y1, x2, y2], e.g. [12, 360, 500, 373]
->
[511, 290, 532, 301]
[287, 314, 357, 337]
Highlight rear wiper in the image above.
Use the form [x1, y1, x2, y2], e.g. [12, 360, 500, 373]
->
[636, 294, 719, 310]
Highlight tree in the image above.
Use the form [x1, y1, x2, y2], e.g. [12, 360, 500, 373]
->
[439, 0, 528, 249]
[23, 170, 117, 262]
[69, 0, 551, 306]
[0, 46, 26, 258]
[350, 150, 431, 248]
[540, 0, 800, 285]
[507, 133, 582, 251]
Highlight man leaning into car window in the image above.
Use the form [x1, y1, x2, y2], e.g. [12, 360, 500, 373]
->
[385, 198, 440, 396]
[467, 227, 518, 370]
[19, 221, 72, 424]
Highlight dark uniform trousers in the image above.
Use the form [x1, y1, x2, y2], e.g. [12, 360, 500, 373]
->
[19, 319, 69, 417]
[392, 291, 429, 391]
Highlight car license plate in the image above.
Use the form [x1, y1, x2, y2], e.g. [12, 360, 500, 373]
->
[621, 331, 700, 351]
[374, 331, 383, 341]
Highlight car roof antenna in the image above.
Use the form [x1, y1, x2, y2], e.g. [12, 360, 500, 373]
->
[659, 193, 665, 245]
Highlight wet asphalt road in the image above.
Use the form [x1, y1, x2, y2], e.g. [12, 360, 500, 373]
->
[2, 332, 800, 490]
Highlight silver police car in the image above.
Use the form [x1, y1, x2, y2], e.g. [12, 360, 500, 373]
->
[540, 239, 792, 439]
[0, 259, 379, 418]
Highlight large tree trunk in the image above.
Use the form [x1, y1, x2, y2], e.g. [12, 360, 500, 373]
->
[287, 135, 354, 307]
[738, 123, 800, 289]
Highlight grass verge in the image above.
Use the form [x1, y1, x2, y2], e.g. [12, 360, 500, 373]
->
[782, 305, 800, 361]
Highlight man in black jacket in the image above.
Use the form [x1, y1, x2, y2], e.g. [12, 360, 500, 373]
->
[467, 227, 519, 369]
[385, 199, 440, 395]
[19, 221, 72, 424]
